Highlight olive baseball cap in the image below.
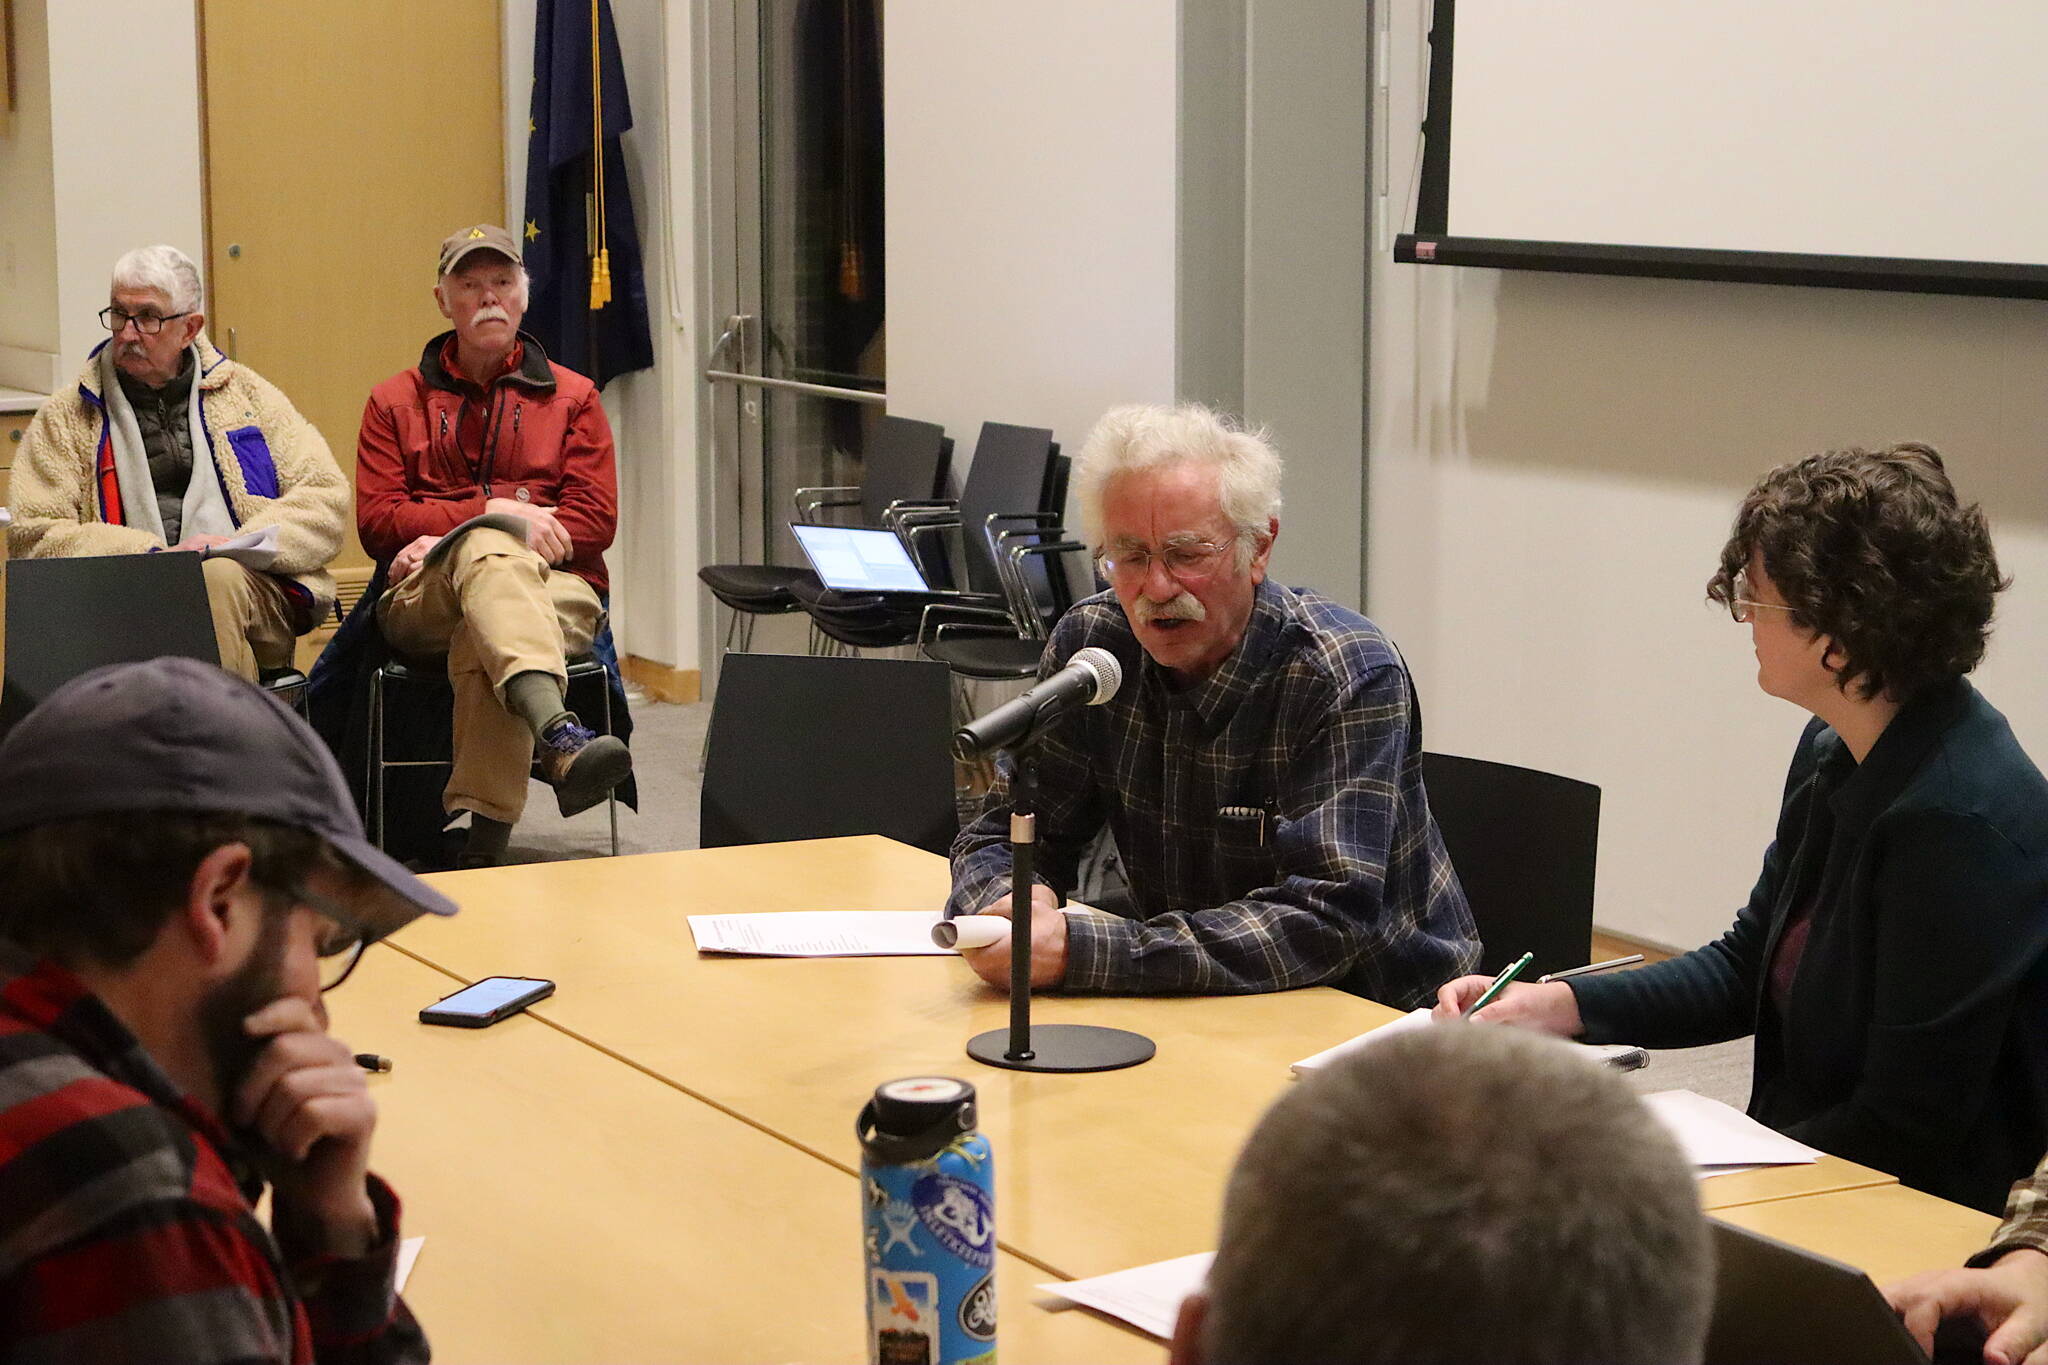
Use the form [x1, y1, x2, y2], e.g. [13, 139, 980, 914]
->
[438, 223, 522, 277]
[0, 657, 458, 930]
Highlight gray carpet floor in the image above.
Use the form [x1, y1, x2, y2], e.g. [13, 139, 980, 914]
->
[512, 693, 1756, 1107]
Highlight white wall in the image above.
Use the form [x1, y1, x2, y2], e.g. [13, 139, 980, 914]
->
[1372, 4, 2048, 949]
[0, 0, 59, 370]
[0, 0, 202, 392]
[44, 0, 204, 372]
[885, 1, 1180, 461]
[503, 0, 702, 674]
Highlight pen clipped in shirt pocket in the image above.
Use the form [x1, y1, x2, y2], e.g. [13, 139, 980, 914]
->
[1216, 805, 1280, 893]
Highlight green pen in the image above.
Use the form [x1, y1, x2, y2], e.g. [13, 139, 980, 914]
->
[1464, 951, 1535, 1018]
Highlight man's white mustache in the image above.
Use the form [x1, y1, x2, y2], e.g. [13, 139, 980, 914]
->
[472, 306, 512, 324]
[1136, 593, 1205, 624]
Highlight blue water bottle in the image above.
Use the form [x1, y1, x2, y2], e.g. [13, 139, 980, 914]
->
[858, 1077, 996, 1365]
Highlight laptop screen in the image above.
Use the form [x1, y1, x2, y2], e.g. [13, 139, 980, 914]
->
[791, 525, 931, 594]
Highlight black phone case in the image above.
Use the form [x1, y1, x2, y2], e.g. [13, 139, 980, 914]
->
[419, 978, 555, 1028]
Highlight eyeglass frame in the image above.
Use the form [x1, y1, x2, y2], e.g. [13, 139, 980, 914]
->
[279, 881, 387, 992]
[1727, 569, 1800, 624]
[1095, 531, 1243, 586]
[97, 306, 195, 337]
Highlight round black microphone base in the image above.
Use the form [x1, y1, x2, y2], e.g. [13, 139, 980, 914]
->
[965, 1024, 1155, 1073]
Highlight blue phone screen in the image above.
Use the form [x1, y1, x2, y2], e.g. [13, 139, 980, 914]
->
[431, 977, 547, 1015]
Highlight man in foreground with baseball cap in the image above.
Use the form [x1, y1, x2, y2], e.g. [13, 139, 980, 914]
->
[0, 656, 452, 1361]
[352, 224, 627, 868]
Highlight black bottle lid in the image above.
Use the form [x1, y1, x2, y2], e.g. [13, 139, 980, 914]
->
[858, 1077, 978, 1164]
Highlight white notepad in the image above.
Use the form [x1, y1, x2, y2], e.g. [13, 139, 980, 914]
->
[686, 910, 953, 957]
[1037, 1252, 1212, 1340]
[1642, 1088, 1822, 1172]
[1290, 1007, 1646, 1075]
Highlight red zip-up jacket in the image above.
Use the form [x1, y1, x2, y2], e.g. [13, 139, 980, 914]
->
[355, 330, 617, 592]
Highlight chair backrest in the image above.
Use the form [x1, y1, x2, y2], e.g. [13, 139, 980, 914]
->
[860, 416, 954, 525]
[955, 422, 1058, 595]
[701, 653, 958, 854]
[0, 552, 217, 736]
[1420, 751, 1600, 979]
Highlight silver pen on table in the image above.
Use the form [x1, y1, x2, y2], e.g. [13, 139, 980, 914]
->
[1536, 954, 1644, 984]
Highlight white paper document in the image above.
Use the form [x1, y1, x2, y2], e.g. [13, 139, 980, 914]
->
[396, 1236, 425, 1292]
[1037, 1252, 1212, 1340]
[200, 525, 280, 570]
[1643, 1089, 1821, 1173]
[687, 911, 952, 957]
[1290, 1008, 1646, 1076]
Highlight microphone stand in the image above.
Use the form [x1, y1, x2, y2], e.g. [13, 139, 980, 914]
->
[964, 744, 1155, 1073]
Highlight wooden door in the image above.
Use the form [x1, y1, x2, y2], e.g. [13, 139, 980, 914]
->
[200, 1, 504, 570]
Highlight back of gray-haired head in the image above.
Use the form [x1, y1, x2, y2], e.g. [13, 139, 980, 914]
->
[1203, 1023, 1711, 1365]
[1073, 403, 1283, 561]
[111, 244, 204, 315]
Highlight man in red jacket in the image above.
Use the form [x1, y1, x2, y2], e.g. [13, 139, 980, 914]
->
[355, 225, 629, 867]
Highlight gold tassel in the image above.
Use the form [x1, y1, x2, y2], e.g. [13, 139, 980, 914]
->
[839, 242, 865, 302]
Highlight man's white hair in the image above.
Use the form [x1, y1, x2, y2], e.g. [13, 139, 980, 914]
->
[110, 245, 203, 315]
[1073, 403, 1283, 556]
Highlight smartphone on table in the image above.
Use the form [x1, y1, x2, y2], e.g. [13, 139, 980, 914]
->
[419, 976, 555, 1028]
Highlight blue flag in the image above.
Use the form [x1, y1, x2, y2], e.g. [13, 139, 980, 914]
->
[522, 0, 655, 388]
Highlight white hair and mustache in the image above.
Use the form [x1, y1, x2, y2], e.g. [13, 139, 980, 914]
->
[471, 305, 513, 326]
[1134, 592, 1207, 625]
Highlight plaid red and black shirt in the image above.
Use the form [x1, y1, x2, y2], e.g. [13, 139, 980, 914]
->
[949, 582, 1481, 1005]
[0, 944, 427, 1363]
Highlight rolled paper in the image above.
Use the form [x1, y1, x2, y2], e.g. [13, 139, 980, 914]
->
[930, 915, 1011, 951]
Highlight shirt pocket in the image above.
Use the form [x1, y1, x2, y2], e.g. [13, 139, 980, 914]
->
[224, 425, 279, 498]
[1214, 807, 1283, 898]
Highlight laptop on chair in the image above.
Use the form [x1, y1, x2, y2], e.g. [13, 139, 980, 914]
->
[790, 524, 936, 595]
[1704, 1217, 1985, 1365]
[0, 552, 219, 735]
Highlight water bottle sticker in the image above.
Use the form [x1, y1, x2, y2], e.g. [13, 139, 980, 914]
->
[958, 1273, 997, 1342]
[870, 1269, 940, 1365]
[911, 1173, 995, 1269]
[878, 1199, 923, 1257]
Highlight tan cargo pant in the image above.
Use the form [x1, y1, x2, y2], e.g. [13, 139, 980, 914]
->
[201, 558, 302, 683]
[376, 526, 602, 823]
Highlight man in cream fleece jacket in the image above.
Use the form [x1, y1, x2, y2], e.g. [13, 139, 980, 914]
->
[7, 245, 348, 681]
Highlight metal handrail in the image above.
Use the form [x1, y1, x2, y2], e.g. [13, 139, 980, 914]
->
[702, 369, 887, 405]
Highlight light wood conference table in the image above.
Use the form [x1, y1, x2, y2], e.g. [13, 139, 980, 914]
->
[389, 835, 1902, 1283]
[1714, 1183, 2001, 1286]
[327, 943, 1156, 1365]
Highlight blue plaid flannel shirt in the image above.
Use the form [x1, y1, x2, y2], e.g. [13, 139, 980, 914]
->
[948, 582, 1480, 1006]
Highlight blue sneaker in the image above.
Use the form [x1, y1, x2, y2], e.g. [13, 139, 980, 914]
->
[538, 716, 632, 817]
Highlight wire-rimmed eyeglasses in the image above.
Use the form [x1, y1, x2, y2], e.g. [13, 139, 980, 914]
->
[1096, 534, 1239, 586]
[1728, 570, 1799, 624]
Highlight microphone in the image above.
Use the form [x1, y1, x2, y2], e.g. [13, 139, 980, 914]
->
[951, 646, 1122, 760]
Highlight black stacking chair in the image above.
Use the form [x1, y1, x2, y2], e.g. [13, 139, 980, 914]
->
[700, 652, 957, 854]
[1420, 752, 1601, 979]
[697, 415, 952, 651]
[0, 552, 218, 736]
[791, 422, 1061, 652]
[919, 508, 1088, 683]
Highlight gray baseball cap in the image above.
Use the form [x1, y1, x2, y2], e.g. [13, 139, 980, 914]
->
[0, 657, 457, 930]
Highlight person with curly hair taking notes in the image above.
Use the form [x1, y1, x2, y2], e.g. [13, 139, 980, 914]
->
[1436, 444, 2048, 1214]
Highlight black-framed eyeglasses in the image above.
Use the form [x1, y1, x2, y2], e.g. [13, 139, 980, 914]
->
[98, 306, 192, 336]
[286, 883, 387, 992]
[1727, 569, 1799, 625]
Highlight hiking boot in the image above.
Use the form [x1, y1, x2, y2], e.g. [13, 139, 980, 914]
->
[537, 716, 632, 817]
